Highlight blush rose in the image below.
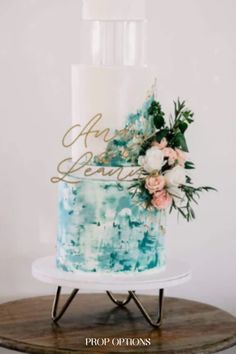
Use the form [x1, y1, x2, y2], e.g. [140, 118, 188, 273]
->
[145, 175, 165, 194]
[151, 190, 173, 210]
[163, 147, 178, 165]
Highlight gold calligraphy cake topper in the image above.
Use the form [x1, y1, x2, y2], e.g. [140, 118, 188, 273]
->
[51, 113, 144, 184]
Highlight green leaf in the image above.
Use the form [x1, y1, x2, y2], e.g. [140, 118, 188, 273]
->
[186, 175, 193, 184]
[190, 207, 196, 219]
[155, 128, 169, 142]
[178, 207, 187, 219]
[178, 121, 188, 133]
[154, 115, 165, 129]
[200, 186, 218, 192]
[174, 99, 186, 119]
[148, 101, 163, 116]
[148, 100, 165, 129]
[172, 132, 189, 152]
[182, 110, 194, 119]
[185, 161, 195, 169]
[186, 117, 194, 124]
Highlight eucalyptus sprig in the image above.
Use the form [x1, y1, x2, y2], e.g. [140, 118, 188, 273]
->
[169, 185, 217, 222]
[168, 99, 194, 152]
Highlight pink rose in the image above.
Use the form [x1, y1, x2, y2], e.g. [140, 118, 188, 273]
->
[151, 190, 173, 210]
[175, 148, 185, 166]
[152, 138, 168, 150]
[163, 147, 177, 165]
[145, 175, 166, 194]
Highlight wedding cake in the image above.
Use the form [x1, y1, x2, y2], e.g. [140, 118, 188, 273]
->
[56, 0, 166, 273]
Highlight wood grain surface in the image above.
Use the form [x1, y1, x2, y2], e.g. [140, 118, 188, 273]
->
[0, 294, 236, 354]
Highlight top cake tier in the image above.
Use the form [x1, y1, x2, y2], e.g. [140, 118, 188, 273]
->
[71, 65, 155, 162]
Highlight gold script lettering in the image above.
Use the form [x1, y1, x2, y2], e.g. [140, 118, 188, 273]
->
[62, 114, 131, 149]
[51, 152, 93, 184]
[52, 115, 144, 184]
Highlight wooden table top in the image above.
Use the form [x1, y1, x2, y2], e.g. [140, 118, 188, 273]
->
[0, 294, 236, 354]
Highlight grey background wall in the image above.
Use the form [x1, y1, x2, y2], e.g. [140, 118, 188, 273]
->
[0, 0, 235, 353]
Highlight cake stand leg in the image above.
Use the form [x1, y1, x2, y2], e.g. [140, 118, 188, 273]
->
[51, 286, 79, 322]
[128, 289, 164, 328]
[106, 291, 133, 307]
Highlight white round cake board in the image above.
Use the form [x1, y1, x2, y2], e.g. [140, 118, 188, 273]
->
[32, 256, 191, 293]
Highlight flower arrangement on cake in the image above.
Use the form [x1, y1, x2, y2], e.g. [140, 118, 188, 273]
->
[129, 98, 216, 221]
[93, 88, 215, 222]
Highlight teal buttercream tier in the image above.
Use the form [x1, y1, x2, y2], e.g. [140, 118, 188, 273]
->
[57, 179, 166, 273]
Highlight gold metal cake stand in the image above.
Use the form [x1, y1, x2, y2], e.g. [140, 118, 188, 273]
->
[52, 286, 164, 327]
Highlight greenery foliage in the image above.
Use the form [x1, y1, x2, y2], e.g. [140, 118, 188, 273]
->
[133, 98, 216, 221]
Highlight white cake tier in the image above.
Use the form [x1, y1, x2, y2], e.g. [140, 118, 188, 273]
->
[71, 65, 155, 161]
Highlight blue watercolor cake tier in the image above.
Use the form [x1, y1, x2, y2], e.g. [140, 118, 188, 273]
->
[57, 179, 166, 273]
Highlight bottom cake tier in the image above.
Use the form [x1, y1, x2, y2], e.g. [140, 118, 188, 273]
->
[56, 179, 166, 273]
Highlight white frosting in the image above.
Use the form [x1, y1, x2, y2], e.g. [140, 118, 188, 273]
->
[71, 65, 155, 160]
[82, 0, 147, 21]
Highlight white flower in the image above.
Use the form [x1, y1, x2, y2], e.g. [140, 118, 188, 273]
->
[138, 155, 145, 166]
[167, 186, 185, 207]
[138, 146, 164, 173]
[164, 165, 186, 187]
